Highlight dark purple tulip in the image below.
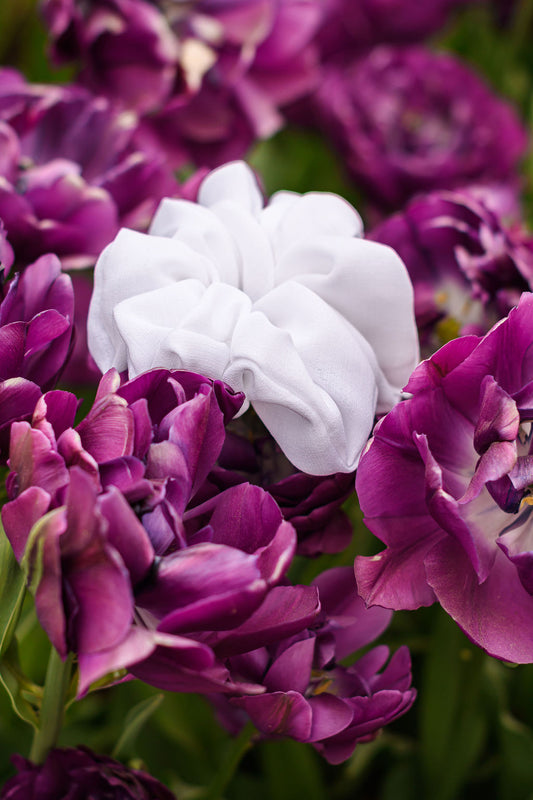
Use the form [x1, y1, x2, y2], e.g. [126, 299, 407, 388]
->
[355, 293, 533, 663]
[2, 369, 318, 695]
[0, 70, 177, 267]
[41, 0, 323, 168]
[214, 568, 415, 763]
[370, 186, 533, 355]
[311, 46, 527, 214]
[0, 254, 74, 389]
[1, 747, 176, 799]
[0, 246, 74, 460]
[318, 0, 474, 59]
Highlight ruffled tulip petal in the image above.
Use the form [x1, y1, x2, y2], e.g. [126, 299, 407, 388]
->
[426, 538, 533, 663]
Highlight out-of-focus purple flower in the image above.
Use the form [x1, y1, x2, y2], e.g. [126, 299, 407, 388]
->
[318, 0, 475, 59]
[370, 186, 533, 354]
[2, 369, 319, 695]
[0, 253, 74, 389]
[213, 568, 415, 763]
[1, 747, 176, 799]
[41, 0, 324, 168]
[202, 413, 355, 556]
[0, 69, 177, 267]
[355, 293, 533, 663]
[310, 47, 527, 214]
[41, 0, 179, 114]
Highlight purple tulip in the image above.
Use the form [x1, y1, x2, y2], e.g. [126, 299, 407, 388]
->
[1, 747, 176, 799]
[355, 293, 533, 663]
[311, 46, 527, 214]
[0, 70, 177, 267]
[214, 568, 415, 763]
[41, 0, 178, 114]
[0, 249, 74, 459]
[41, 0, 323, 168]
[1, 369, 319, 695]
[370, 186, 533, 354]
[0, 253, 74, 389]
[318, 0, 475, 59]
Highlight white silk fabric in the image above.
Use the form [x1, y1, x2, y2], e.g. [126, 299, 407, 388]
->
[88, 162, 419, 475]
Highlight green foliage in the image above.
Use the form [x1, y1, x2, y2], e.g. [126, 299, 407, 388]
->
[112, 694, 164, 760]
[0, 523, 26, 658]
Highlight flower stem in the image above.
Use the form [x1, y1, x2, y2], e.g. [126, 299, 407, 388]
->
[197, 722, 256, 800]
[29, 647, 73, 764]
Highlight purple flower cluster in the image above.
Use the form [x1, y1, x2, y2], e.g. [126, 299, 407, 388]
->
[217, 567, 415, 763]
[0, 366, 414, 753]
[1, 747, 176, 799]
[41, 0, 324, 167]
[370, 186, 533, 352]
[355, 293, 533, 663]
[8, 0, 531, 780]
[309, 46, 527, 214]
[0, 68, 177, 268]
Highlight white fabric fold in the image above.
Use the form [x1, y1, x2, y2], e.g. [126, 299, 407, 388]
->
[88, 161, 419, 475]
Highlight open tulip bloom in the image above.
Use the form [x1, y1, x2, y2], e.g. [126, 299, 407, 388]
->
[355, 293, 533, 663]
[88, 161, 419, 476]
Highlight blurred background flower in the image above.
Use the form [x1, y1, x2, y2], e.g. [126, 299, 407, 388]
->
[41, 0, 324, 168]
[370, 185, 533, 353]
[0, 747, 177, 799]
[305, 46, 527, 216]
[0, 68, 178, 269]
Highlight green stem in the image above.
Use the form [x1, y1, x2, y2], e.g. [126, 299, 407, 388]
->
[29, 647, 73, 764]
[197, 722, 256, 800]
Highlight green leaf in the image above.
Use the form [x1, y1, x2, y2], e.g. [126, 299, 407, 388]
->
[259, 739, 326, 800]
[21, 508, 65, 595]
[382, 757, 419, 800]
[499, 712, 533, 800]
[0, 641, 39, 730]
[112, 693, 165, 759]
[419, 608, 487, 800]
[0, 521, 26, 657]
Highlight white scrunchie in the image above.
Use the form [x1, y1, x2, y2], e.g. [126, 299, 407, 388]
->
[88, 161, 419, 475]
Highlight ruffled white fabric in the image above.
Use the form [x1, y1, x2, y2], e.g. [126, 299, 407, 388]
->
[88, 161, 419, 475]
